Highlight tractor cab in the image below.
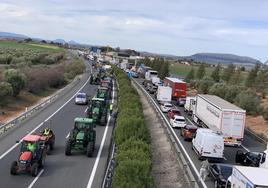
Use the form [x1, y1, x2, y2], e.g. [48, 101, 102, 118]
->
[90, 73, 100, 85]
[100, 80, 112, 90]
[65, 118, 96, 157]
[87, 98, 107, 126]
[97, 86, 110, 101]
[20, 135, 45, 154]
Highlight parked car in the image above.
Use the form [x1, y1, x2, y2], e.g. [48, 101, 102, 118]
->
[235, 150, 266, 167]
[160, 103, 173, 113]
[170, 115, 186, 128]
[208, 163, 233, 188]
[75, 93, 88, 105]
[167, 108, 181, 119]
[180, 124, 198, 140]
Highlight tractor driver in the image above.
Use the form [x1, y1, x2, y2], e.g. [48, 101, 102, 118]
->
[43, 128, 51, 136]
[27, 142, 36, 153]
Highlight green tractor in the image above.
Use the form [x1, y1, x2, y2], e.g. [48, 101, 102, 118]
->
[87, 98, 108, 126]
[97, 87, 110, 102]
[89, 73, 100, 85]
[65, 118, 96, 157]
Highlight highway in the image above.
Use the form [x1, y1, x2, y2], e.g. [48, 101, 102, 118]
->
[0, 60, 116, 188]
[134, 78, 266, 187]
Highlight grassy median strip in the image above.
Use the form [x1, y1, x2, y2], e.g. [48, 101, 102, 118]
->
[112, 67, 154, 188]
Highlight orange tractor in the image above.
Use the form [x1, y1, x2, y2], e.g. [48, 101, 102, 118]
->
[10, 134, 47, 177]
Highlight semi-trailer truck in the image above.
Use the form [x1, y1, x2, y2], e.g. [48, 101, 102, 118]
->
[163, 77, 187, 101]
[192, 94, 246, 146]
[228, 166, 268, 188]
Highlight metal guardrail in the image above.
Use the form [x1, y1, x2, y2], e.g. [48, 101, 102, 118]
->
[132, 78, 207, 188]
[0, 75, 82, 136]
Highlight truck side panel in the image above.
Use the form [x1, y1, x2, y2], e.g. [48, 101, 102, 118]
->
[195, 96, 222, 131]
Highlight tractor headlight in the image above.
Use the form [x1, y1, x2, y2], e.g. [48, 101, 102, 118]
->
[20, 160, 27, 164]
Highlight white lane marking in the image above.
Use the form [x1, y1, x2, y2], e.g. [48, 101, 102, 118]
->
[241, 145, 250, 152]
[28, 169, 44, 188]
[86, 80, 115, 188]
[66, 132, 70, 139]
[85, 107, 88, 113]
[0, 75, 91, 160]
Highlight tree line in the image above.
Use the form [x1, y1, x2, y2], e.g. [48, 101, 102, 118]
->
[185, 63, 268, 119]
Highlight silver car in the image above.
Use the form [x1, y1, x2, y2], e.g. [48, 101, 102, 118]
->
[75, 93, 88, 105]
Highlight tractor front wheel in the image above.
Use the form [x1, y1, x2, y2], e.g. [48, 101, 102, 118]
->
[86, 141, 94, 157]
[10, 161, 18, 175]
[65, 140, 72, 156]
[31, 163, 38, 177]
[100, 116, 106, 126]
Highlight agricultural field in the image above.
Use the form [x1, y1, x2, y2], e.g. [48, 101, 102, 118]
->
[169, 63, 214, 77]
[0, 40, 85, 123]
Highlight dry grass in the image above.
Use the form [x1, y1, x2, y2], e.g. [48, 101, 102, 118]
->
[0, 91, 50, 124]
[246, 116, 268, 140]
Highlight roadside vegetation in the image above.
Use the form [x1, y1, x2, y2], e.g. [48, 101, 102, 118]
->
[0, 40, 85, 107]
[112, 67, 153, 188]
[138, 57, 169, 79]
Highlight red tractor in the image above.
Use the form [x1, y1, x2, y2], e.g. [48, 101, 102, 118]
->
[10, 134, 47, 177]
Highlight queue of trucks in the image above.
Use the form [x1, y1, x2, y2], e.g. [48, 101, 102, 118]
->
[119, 62, 268, 187]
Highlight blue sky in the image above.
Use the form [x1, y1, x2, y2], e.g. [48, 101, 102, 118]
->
[0, 0, 268, 61]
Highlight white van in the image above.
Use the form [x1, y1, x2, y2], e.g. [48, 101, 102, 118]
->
[192, 128, 224, 161]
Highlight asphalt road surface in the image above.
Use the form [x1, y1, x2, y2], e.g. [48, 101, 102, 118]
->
[0, 60, 116, 188]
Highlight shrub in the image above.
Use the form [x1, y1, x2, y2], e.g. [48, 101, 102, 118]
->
[235, 89, 260, 115]
[0, 82, 13, 105]
[112, 66, 153, 187]
[4, 69, 26, 96]
[65, 59, 85, 79]
[197, 77, 215, 94]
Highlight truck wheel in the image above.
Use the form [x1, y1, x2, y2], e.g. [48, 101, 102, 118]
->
[31, 163, 38, 177]
[65, 140, 72, 156]
[86, 142, 94, 157]
[10, 161, 18, 175]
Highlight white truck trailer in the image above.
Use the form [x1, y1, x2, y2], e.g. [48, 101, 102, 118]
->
[156, 86, 172, 104]
[193, 94, 246, 146]
[184, 96, 196, 115]
[229, 166, 268, 188]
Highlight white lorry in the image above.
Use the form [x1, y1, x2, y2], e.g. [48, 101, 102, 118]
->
[228, 166, 268, 188]
[184, 96, 196, 115]
[156, 86, 172, 104]
[192, 128, 224, 161]
[193, 94, 246, 146]
[145, 70, 158, 81]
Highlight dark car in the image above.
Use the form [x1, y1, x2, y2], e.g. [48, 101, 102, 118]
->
[180, 124, 198, 140]
[235, 150, 266, 167]
[167, 108, 181, 119]
[208, 163, 233, 188]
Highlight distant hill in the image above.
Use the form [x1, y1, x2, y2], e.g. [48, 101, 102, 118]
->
[68, 40, 79, 45]
[0, 31, 28, 39]
[183, 53, 261, 67]
[53, 39, 66, 44]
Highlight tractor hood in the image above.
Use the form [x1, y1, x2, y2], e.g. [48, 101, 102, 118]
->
[93, 107, 100, 114]
[19, 151, 32, 161]
[76, 132, 85, 140]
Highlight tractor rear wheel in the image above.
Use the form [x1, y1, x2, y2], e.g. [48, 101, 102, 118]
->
[65, 140, 72, 156]
[100, 116, 106, 126]
[86, 141, 94, 157]
[10, 161, 18, 175]
[31, 163, 38, 177]
[39, 152, 46, 167]
[93, 130, 96, 151]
